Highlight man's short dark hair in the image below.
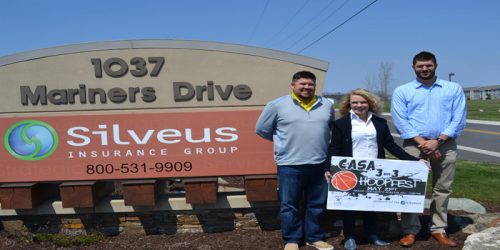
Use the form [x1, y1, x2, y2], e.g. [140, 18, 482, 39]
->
[292, 71, 316, 83]
[413, 51, 437, 65]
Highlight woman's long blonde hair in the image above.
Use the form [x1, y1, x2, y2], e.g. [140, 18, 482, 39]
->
[338, 89, 382, 116]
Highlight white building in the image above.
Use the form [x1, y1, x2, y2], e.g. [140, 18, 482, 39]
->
[463, 85, 500, 100]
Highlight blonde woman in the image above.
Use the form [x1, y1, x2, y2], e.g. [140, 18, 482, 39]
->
[325, 89, 420, 250]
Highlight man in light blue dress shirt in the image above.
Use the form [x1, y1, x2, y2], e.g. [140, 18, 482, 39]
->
[391, 51, 466, 248]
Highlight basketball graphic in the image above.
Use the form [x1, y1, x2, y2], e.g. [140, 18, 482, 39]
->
[331, 170, 358, 191]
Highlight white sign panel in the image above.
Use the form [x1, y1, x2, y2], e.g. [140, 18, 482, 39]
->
[327, 156, 428, 213]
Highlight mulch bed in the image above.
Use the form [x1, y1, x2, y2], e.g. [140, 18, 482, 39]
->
[1, 202, 497, 250]
[0, 225, 472, 250]
[1, 177, 498, 249]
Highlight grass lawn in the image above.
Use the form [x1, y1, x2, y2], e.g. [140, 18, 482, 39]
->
[427, 160, 500, 203]
[466, 99, 500, 121]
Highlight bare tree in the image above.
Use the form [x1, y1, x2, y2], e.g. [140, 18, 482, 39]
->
[365, 62, 392, 101]
[364, 62, 393, 100]
[377, 62, 392, 101]
[365, 72, 377, 93]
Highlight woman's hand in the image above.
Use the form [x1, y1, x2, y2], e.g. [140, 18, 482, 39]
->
[324, 171, 332, 183]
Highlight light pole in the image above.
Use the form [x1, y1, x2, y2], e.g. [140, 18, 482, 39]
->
[448, 73, 455, 82]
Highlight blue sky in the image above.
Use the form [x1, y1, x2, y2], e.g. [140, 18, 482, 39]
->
[1, 0, 499, 93]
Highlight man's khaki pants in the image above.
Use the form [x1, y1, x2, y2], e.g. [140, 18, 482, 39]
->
[401, 139, 457, 234]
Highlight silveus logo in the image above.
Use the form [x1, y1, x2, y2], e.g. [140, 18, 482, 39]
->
[4, 120, 58, 160]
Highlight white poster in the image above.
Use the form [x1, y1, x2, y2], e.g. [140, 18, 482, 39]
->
[327, 156, 428, 213]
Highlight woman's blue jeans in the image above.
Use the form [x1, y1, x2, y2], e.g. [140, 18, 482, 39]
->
[278, 164, 327, 244]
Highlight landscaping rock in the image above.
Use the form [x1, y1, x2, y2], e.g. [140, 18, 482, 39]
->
[463, 226, 500, 250]
[462, 213, 500, 234]
[425, 198, 486, 214]
[448, 198, 487, 214]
